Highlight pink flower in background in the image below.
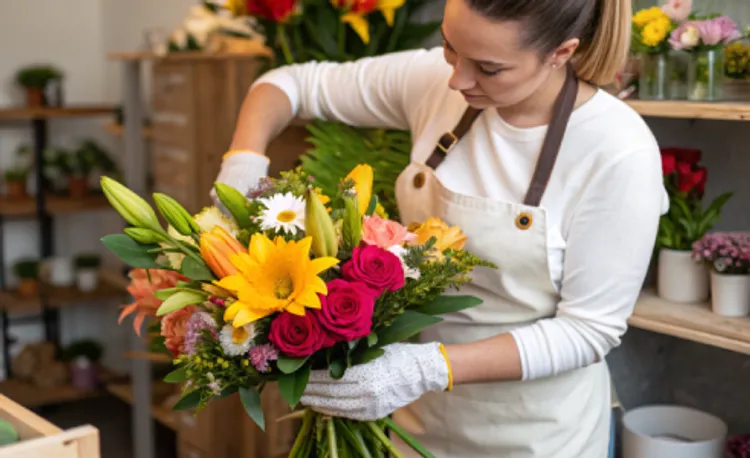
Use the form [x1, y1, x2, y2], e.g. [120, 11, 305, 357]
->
[361, 214, 416, 249]
[696, 16, 741, 46]
[161, 306, 198, 357]
[249, 344, 279, 373]
[183, 312, 218, 355]
[119, 269, 188, 336]
[669, 22, 701, 50]
[661, 0, 692, 22]
[692, 232, 750, 275]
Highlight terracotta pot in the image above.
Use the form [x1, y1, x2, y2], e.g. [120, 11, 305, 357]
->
[68, 175, 89, 199]
[17, 278, 38, 298]
[25, 87, 45, 107]
[6, 180, 27, 199]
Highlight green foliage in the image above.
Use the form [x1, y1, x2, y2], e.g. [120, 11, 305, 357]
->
[45, 140, 119, 178]
[101, 234, 161, 269]
[15, 65, 63, 88]
[300, 121, 411, 220]
[13, 258, 39, 279]
[3, 168, 27, 182]
[74, 253, 101, 269]
[657, 191, 733, 250]
[63, 338, 104, 363]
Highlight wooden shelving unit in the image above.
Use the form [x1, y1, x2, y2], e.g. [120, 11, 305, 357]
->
[0, 105, 114, 121]
[0, 194, 110, 218]
[629, 291, 750, 356]
[106, 383, 178, 431]
[103, 121, 152, 139]
[626, 99, 750, 121]
[0, 368, 124, 408]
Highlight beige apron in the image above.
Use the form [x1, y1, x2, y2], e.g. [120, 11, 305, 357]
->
[391, 67, 611, 458]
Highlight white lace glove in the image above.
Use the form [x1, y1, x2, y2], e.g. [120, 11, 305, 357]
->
[300, 343, 452, 421]
[209, 152, 270, 206]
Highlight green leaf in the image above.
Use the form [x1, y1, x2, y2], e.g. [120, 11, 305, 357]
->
[156, 291, 206, 316]
[173, 389, 202, 411]
[164, 367, 187, 383]
[240, 387, 265, 431]
[101, 234, 159, 269]
[377, 311, 443, 346]
[366, 333, 378, 347]
[278, 363, 310, 408]
[329, 359, 346, 379]
[357, 348, 385, 365]
[277, 356, 309, 374]
[365, 194, 378, 216]
[180, 256, 215, 282]
[412, 295, 484, 316]
[0, 419, 19, 446]
[216, 385, 239, 399]
[154, 288, 180, 301]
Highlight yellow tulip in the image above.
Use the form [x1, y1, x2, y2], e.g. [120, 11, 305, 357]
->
[199, 226, 246, 278]
[345, 164, 373, 216]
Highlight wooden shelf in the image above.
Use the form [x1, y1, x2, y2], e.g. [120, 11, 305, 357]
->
[108, 47, 271, 61]
[0, 368, 124, 408]
[629, 290, 750, 355]
[103, 121, 153, 139]
[123, 351, 173, 363]
[0, 194, 111, 217]
[0, 269, 128, 314]
[106, 383, 178, 431]
[0, 105, 115, 121]
[627, 99, 750, 121]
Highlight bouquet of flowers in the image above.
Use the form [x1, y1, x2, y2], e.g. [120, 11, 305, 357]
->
[101, 164, 494, 457]
[692, 232, 750, 275]
[669, 15, 741, 52]
[631, 7, 676, 54]
[657, 147, 733, 251]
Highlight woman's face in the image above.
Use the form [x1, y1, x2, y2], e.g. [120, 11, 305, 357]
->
[441, 0, 569, 109]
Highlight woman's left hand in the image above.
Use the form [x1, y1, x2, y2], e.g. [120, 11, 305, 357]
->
[300, 342, 451, 421]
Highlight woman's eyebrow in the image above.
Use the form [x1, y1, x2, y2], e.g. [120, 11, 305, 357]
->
[440, 26, 507, 67]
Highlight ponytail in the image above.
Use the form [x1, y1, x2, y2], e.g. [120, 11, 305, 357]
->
[574, 0, 632, 86]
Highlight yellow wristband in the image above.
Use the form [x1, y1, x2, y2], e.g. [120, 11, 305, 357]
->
[438, 343, 454, 391]
[222, 149, 268, 160]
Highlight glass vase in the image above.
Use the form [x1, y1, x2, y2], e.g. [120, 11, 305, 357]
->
[687, 49, 725, 101]
[638, 53, 671, 100]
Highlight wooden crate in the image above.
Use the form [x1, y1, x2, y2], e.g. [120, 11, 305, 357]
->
[0, 394, 100, 458]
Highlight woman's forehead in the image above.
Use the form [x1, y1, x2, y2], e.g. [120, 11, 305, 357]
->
[443, 0, 526, 62]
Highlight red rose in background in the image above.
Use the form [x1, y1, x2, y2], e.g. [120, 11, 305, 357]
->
[661, 152, 676, 176]
[332, 0, 377, 13]
[315, 279, 375, 343]
[342, 245, 405, 295]
[676, 162, 703, 193]
[694, 167, 707, 195]
[247, 0, 297, 23]
[676, 148, 701, 165]
[269, 311, 323, 357]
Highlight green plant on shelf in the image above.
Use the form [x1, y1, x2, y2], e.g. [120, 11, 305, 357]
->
[13, 259, 39, 279]
[74, 253, 101, 270]
[14, 65, 63, 88]
[3, 167, 28, 183]
[62, 339, 104, 364]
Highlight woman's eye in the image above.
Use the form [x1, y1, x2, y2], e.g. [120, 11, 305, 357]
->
[479, 67, 502, 76]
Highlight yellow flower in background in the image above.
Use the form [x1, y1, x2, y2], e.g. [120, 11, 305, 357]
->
[641, 16, 671, 47]
[332, 0, 406, 44]
[410, 217, 467, 257]
[632, 7, 668, 28]
[217, 234, 339, 327]
[345, 164, 373, 215]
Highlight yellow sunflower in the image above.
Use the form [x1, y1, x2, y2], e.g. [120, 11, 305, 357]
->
[217, 234, 339, 327]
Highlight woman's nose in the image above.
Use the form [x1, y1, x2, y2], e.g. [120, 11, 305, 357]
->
[448, 60, 475, 92]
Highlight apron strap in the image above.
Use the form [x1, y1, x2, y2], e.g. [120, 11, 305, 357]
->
[523, 65, 579, 207]
[425, 107, 483, 170]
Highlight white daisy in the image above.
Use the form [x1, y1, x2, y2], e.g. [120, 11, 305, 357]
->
[257, 192, 306, 235]
[219, 324, 256, 357]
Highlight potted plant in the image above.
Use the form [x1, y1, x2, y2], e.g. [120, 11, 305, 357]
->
[3, 168, 29, 199]
[62, 339, 104, 390]
[14, 65, 63, 107]
[13, 259, 39, 298]
[724, 40, 750, 100]
[74, 253, 101, 292]
[693, 232, 750, 317]
[656, 147, 733, 303]
[49, 141, 119, 198]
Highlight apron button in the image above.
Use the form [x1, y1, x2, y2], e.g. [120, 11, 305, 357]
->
[515, 212, 533, 230]
[413, 172, 426, 189]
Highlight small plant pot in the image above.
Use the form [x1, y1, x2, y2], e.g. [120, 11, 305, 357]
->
[24, 87, 45, 107]
[17, 278, 38, 298]
[76, 269, 99, 292]
[68, 175, 89, 199]
[710, 271, 750, 317]
[5, 180, 27, 199]
[69, 358, 100, 391]
[657, 248, 709, 303]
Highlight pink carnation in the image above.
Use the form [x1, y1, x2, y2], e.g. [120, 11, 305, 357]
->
[249, 344, 279, 373]
[361, 214, 416, 249]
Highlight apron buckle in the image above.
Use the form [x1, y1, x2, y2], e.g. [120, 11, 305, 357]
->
[516, 212, 533, 230]
[437, 132, 459, 154]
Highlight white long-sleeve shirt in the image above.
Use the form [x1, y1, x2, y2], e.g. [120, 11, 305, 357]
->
[252, 47, 668, 380]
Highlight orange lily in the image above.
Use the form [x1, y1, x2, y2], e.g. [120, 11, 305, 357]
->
[199, 226, 246, 278]
[332, 0, 406, 44]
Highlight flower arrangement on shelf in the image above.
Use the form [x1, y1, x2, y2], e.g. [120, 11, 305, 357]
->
[725, 41, 750, 80]
[656, 147, 733, 303]
[632, 6, 676, 55]
[692, 232, 750, 317]
[101, 164, 494, 457]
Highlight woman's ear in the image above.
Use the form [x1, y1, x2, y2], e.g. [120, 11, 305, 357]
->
[547, 38, 580, 67]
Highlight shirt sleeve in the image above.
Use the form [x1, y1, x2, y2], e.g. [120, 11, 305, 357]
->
[250, 47, 447, 131]
[510, 147, 668, 380]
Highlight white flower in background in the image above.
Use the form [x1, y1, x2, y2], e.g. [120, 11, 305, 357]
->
[679, 25, 700, 48]
[169, 28, 189, 49]
[220, 324, 256, 357]
[195, 207, 238, 236]
[258, 192, 306, 235]
[387, 245, 421, 280]
[206, 372, 222, 396]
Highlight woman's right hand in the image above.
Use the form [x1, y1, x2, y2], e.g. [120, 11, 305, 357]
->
[210, 151, 270, 206]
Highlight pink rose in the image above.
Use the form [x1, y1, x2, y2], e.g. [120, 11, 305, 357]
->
[161, 305, 197, 357]
[316, 279, 375, 343]
[342, 245, 404, 295]
[268, 311, 324, 358]
[661, 0, 691, 22]
[362, 214, 416, 249]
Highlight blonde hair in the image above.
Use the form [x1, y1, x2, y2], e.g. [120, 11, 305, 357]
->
[574, 0, 632, 86]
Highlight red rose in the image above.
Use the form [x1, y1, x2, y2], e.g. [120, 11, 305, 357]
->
[342, 245, 405, 295]
[661, 152, 676, 176]
[332, 0, 377, 13]
[676, 148, 701, 165]
[316, 279, 375, 343]
[247, 0, 296, 23]
[677, 162, 702, 193]
[694, 167, 707, 195]
[268, 312, 323, 358]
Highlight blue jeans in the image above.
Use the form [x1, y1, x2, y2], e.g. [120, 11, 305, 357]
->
[608, 410, 616, 458]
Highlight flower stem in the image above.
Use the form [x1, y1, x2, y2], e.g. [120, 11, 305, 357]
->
[277, 24, 295, 65]
[327, 418, 339, 458]
[288, 408, 314, 457]
[366, 421, 405, 458]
